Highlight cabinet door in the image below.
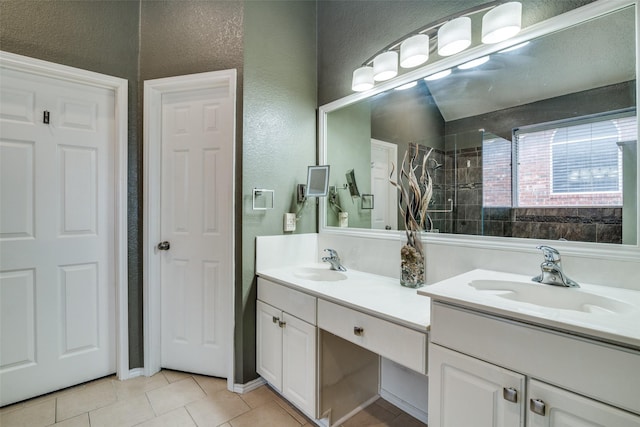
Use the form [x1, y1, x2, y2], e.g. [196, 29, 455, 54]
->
[527, 379, 640, 427]
[256, 300, 283, 391]
[282, 313, 317, 418]
[429, 344, 525, 427]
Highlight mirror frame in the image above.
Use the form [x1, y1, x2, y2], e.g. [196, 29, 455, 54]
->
[318, 0, 640, 262]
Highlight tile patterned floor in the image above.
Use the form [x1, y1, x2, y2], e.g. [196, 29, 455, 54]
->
[0, 370, 427, 427]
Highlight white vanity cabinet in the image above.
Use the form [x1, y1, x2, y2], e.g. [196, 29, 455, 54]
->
[428, 302, 640, 427]
[256, 279, 317, 418]
[429, 344, 525, 426]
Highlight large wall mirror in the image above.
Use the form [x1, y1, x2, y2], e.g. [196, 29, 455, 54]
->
[319, 0, 640, 259]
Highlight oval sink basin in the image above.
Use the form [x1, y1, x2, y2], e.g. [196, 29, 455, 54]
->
[469, 280, 635, 314]
[293, 267, 347, 282]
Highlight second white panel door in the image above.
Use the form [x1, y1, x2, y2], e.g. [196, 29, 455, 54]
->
[159, 85, 233, 377]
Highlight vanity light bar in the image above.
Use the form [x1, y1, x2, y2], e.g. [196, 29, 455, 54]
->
[352, 1, 522, 92]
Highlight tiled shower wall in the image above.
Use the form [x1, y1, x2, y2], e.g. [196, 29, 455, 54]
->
[484, 207, 623, 243]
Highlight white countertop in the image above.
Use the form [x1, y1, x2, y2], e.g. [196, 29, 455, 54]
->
[418, 269, 640, 349]
[257, 263, 430, 332]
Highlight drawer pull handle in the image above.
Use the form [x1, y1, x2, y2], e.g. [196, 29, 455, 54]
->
[272, 316, 279, 324]
[278, 320, 286, 328]
[530, 398, 546, 416]
[503, 387, 518, 403]
[353, 326, 364, 336]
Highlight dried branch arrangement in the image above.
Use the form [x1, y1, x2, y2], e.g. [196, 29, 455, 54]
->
[389, 148, 434, 287]
[389, 148, 434, 241]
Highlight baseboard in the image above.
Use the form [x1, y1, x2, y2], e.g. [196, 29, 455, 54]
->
[379, 388, 428, 424]
[233, 376, 267, 394]
[125, 368, 145, 380]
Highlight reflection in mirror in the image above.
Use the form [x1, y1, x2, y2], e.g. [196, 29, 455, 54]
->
[307, 165, 330, 197]
[322, 3, 637, 245]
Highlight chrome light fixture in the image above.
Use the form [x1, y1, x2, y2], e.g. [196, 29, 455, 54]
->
[373, 51, 399, 81]
[482, 1, 522, 44]
[351, 66, 374, 92]
[400, 34, 430, 68]
[438, 17, 471, 56]
[350, 2, 524, 92]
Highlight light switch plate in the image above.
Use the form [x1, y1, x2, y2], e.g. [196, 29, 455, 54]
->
[284, 213, 296, 232]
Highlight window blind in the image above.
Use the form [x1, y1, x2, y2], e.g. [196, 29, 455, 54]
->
[513, 111, 635, 207]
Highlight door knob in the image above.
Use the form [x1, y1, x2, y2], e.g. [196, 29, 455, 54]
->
[157, 241, 170, 251]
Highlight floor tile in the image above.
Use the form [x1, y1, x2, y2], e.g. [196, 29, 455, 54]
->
[161, 370, 191, 384]
[113, 373, 169, 400]
[192, 374, 227, 396]
[4, 369, 424, 427]
[340, 401, 397, 427]
[387, 413, 428, 427]
[373, 398, 402, 416]
[146, 377, 206, 416]
[47, 413, 90, 427]
[56, 380, 116, 422]
[186, 389, 251, 427]
[272, 395, 313, 425]
[0, 399, 55, 427]
[88, 394, 155, 427]
[229, 400, 301, 427]
[135, 407, 196, 427]
[239, 385, 278, 408]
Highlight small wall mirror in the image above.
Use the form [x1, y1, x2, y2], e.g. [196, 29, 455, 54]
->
[346, 169, 360, 198]
[307, 165, 331, 197]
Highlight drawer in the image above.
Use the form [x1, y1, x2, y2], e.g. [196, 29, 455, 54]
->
[431, 301, 640, 414]
[258, 278, 316, 325]
[317, 299, 427, 374]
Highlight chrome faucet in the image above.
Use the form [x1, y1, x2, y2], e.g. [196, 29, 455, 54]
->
[532, 245, 579, 288]
[322, 248, 347, 272]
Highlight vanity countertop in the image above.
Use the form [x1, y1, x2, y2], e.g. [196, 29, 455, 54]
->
[257, 263, 430, 332]
[418, 269, 640, 349]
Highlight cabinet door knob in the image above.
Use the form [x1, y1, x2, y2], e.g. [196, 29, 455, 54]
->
[278, 320, 286, 328]
[157, 241, 170, 251]
[353, 326, 364, 336]
[530, 398, 546, 416]
[272, 316, 279, 324]
[503, 387, 518, 403]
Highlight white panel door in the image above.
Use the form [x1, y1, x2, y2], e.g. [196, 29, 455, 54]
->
[0, 68, 115, 405]
[160, 85, 233, 377]
[371, 139, 397, 230]
[429, 344, 525, 427]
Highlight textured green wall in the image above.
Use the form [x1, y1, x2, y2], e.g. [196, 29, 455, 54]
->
[138, 0, 245, 374]
[0, 0, 143, 367]
[1, 0, 314, 380]
[240, 0, 317, 383]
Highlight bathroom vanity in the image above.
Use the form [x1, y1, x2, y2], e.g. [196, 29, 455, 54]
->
[255, 235, 430, 426]
[418, 269, 640, 426]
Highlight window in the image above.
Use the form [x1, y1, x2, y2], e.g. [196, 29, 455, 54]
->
[514, 111, 635, 207]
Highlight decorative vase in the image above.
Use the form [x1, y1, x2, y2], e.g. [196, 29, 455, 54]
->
[400, 230, 425, 288]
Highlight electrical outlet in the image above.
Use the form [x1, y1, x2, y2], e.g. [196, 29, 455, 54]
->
[284, 213, 296, 232]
